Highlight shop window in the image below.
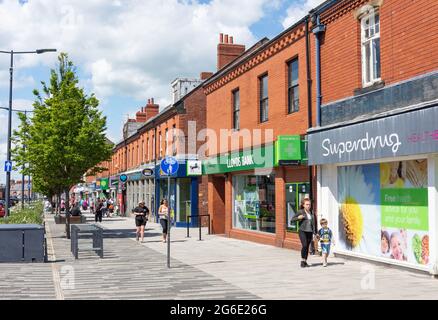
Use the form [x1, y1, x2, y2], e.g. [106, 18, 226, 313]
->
[337, 159, 429, 266]
[233, 175, 275, 234]
[361, 10, 381, 87]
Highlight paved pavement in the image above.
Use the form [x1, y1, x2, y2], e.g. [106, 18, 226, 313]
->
[1, 212, 438, 300]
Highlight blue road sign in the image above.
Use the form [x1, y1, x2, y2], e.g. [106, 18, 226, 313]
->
[119, 174, 128, 183]
[4, 161, 12, 172]
[160, 157, 179, 176]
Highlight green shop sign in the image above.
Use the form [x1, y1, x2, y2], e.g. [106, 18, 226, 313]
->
[203, 144, 275, 174]
[275, 135, 307, 166]
[99, 178, 109, 191]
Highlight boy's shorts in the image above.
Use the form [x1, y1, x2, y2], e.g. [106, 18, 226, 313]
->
[321, 243, 331, 255]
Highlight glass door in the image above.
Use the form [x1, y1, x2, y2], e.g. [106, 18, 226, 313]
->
[177, 178, 191, 224]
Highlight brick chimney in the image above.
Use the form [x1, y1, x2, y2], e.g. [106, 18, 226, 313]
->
[217, 33, 246, 71]
[200, 72, 213, 80]
[134, 98, 159, 123]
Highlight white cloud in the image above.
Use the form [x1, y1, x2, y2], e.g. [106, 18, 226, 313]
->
[0, 70, 35, 90]
[282, 0, 325, 29]
[0, 0, 272, 104]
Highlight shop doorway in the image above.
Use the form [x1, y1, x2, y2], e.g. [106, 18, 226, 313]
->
[212, 176, 226, 234]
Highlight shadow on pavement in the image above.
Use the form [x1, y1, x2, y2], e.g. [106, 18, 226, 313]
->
[102, 229, 162, 239]
[307, 262, 345, 268]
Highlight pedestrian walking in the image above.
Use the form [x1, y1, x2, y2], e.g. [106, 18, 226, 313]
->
[132, 201, 149, 242]
[60, 199, 66, 213]
[158, 199, 169, 243]
[316, 218, 334, 267]
[290, 198, 317, 268]
[90, 199, 95, 214]
[95, 200, 103, 223]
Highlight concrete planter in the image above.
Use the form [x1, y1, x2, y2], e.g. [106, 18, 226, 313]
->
[0, 224, 45, 263]
[54, 215, 86, 224]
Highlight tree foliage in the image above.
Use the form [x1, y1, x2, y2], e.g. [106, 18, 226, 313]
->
[12, 52, 112, 198]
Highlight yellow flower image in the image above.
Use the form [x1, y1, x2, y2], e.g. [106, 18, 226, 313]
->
[338, 164, 380, 255]
[340, 197, 364, 248]
[380, 163, 390, 186]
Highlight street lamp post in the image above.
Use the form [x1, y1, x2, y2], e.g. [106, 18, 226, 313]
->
[0, 49, 56, 217]
[21, 110, 27, 209]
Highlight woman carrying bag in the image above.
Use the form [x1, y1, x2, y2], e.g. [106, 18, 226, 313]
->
[291, 198, 317, 268]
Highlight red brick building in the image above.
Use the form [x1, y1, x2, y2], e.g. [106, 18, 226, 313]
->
[87, 75, 211, 226]
[203, 28, 315, 249]
[307, 0, 438, 273]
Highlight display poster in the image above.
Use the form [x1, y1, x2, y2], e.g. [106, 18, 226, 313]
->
[337, 159, 429, 266]
[243, 186, 259, 219]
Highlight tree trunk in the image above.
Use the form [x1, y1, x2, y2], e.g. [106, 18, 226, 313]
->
[65, 189, 71, 239]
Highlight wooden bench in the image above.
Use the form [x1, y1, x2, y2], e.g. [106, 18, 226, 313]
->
[54, 215, 87, 224]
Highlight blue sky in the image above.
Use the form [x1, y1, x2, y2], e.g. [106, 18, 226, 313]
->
[0, 0, 324, 183]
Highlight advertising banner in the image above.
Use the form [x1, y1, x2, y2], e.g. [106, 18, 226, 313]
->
[337, 159, 429, 266]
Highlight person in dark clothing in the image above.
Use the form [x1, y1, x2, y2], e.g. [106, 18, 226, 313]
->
[133, 201, 149, 243]
[95, 200, 103, 223]
[70, 203, 82, 216]
[291, 198, 317, 268]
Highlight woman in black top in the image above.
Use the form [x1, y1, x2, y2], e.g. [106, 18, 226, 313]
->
[291, 198, 317, 268]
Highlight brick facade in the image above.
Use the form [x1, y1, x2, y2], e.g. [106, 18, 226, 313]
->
[204, 26, 314, 249]
[320, 0, 438, 106]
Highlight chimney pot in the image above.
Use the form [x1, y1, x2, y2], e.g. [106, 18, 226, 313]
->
[224, 34, 229, 44]
[148, 99, 150, 104]
[152, 98, 154, 104]
[220, 33, 224, 43]
[230, 36, 234, 44]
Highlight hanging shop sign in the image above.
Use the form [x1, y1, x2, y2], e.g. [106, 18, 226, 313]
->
[275, 135, 307, 166]
[142, 168, 154, 177]
[99, 178, 109, 191]
[308, 106, 438, 165]
[187, 160, 202, 176]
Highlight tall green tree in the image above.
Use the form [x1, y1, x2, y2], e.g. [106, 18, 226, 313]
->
[13, 53, 112, 237]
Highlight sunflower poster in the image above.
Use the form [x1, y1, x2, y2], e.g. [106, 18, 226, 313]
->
[337, 159, 429, 266]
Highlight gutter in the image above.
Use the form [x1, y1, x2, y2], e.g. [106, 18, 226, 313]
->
[305, 15, 314, 205]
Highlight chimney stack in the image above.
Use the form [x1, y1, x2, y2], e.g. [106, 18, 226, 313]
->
[200, 72, 214, 80]
[217, 34, 246, 71]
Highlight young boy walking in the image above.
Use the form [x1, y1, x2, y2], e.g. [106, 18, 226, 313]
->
[317, 218, 334, 267]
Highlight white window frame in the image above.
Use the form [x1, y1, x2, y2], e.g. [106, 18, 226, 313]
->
[361, 9, 381, 87]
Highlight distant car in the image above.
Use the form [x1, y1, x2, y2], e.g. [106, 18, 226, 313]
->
[9, 197, 19, 206]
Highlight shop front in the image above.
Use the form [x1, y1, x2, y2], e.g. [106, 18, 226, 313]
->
[308, 105, 438, 274]
[155, 159, 201, 227]
[124, 166, 156, 216]
[204, 136, 308, 249]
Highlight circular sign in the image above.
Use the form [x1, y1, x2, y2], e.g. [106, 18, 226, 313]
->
[142, 168, 154, 177]
[119, 174, 128, 183]
[160, 157, 179, 176]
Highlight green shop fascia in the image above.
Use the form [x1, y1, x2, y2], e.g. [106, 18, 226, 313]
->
[202, 135, 307, 174]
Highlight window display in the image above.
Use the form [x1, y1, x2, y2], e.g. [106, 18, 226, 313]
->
[233, 175, 275, 233]
[337, 159, 429, 266]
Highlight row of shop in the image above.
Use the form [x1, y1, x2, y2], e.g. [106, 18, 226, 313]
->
[199, 104, 438, 273]
[90, 159, 204, 228]
[88, 104, 438, 273]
